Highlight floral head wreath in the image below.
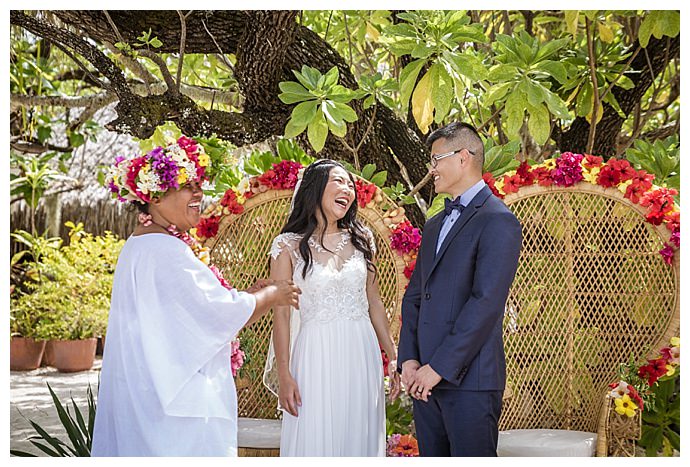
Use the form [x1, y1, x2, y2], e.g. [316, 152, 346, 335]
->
[105, 136, 210, 204]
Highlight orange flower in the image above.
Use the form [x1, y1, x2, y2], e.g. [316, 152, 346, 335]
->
[391, 435, 419, 456]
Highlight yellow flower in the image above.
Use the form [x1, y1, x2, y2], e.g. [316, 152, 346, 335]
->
[665, 364, 676, 377]
[140, 164, 150, 174]
[614, 394, 638, 417]
[617, 179, 633, 194]
[197, 247, 210, 265]
[582, 166, 601, 184]
[189, 227, 199, 239]
[177, 168, 188, 185]
[231, 188, 246, 205]
[197, 153, 210, 167]
[543, 159, 556, 170]
[670, 337, 680, 347]
[494, 179, 505, 195]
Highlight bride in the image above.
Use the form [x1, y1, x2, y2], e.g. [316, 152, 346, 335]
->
[265, 159, 401, 456]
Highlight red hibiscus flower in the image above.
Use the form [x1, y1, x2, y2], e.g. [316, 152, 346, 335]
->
[355, 179, 377, 208]
[483, 173, 503, 198]
[638, 358, 668, 386]
[597, 164, 621, 188]
[220, 190, 244, 215]
[403, 259, 417, 279]
[196, 215, 220, 239]
[532, 166, 554, 187]
[583, 154, 603, 169]
[516, 161, 535, 186]
[502, 174, 522, 194]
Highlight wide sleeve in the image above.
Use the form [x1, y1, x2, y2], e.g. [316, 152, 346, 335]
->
[134, 238, 255, 416]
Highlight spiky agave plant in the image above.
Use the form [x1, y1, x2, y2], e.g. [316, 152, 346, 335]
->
[11, 382, 96, 457]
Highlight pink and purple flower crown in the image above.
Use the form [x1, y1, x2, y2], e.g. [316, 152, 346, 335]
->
[106, 136, 210, 203]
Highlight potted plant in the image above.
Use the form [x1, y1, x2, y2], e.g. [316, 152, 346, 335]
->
[10, 231, 63, 371]
[10, 301, 48, 371]
[12, 223, 123, 373]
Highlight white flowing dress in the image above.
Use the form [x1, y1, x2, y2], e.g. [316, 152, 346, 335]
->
[92, 234, 255, 456]
[267, 231, 385, 456]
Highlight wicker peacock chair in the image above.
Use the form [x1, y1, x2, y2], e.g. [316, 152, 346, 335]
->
[202, 177, 412, 456]
[499, 183, 680, 456]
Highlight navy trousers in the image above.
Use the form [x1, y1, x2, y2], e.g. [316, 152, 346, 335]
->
[412, 389, 503, 456]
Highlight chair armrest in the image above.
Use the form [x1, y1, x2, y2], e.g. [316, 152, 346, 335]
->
[595, 394, 641, 456]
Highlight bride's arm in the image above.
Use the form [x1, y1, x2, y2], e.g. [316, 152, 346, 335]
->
[366, 270, 401, 399]
[270, 247, 301, 416]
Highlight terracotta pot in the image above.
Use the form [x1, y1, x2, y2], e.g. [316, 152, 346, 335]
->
[50, 338, 97, 373]
[42, 340, 57, 367]
[10, 337, 46, 371]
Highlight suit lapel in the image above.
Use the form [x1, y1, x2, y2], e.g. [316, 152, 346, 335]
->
[421, 213, 443, 280]
[427, 186, 493, 282]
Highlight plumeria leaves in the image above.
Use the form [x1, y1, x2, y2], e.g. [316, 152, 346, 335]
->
[483, 140, 521, 177]
[278, 65, 360, 152]
[638, 11, 680, 48]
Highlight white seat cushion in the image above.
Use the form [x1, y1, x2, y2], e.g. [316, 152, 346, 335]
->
[237, 417, 282, 449]
[498, 429, 597, 456]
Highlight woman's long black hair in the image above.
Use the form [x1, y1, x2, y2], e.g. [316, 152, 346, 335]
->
[280, 159, 376, 279]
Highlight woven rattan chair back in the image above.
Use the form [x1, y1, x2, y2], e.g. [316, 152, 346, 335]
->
[205, 188, 407, 419]
[500, 185, 680, 433]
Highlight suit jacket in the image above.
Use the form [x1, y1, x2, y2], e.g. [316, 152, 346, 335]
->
[398, 185, 522, 391]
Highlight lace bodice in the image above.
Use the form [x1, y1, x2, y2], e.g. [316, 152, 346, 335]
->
[270, 231, 374, 324]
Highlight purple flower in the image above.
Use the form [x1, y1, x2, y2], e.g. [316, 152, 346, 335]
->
[552, 152, 584, 187]
[670, 230, 680, 248]
[149, 148, 179, 191]
[659, 244, 674, 265]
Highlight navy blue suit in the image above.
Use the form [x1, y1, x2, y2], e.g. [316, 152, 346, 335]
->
[398, 185, 522, 456]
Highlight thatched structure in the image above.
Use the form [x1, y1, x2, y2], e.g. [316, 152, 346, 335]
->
[11, 106, 143, 254]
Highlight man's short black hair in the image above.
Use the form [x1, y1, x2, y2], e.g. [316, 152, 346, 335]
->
[426, 122, 484, 168]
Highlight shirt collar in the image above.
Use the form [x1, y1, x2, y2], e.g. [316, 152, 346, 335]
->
[458, 179, 486, 207]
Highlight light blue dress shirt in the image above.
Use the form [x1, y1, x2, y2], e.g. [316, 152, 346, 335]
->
[435, 179, 486, 254]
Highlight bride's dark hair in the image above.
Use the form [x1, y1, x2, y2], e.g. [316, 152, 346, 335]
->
[280, 159, 376, 279]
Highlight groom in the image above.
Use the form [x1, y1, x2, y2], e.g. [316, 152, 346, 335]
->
[397, 122, 522, 456]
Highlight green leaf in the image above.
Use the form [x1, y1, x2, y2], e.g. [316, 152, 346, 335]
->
[534, 61, 568, 84]
[444, 51, 488, 81]
[332, 102, 358, 122]
[564, 10, 579, 36]
[483, 82, 513, 107]
[322, 66, 340, 89]
[398, 59, 426, 113]
[488, 64, 519, 82]
[430, 63, 453, 124]
[284, 118, 307, 139]
[290, 101, 318, 127]
[361, 164, 376, 180]
[307, 109, 328, 152]
[527, 103, 551, 145]
[370, 171, 388, 187]
[504, 88, 527, 138]
[278, 81, 314, 104]
[37, 126, 52, 143]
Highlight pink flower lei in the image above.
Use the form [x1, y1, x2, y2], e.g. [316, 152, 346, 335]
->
[165, 224, 232, 289]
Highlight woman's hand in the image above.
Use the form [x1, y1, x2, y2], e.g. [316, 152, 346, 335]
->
[278, 374, 302, 417]
[245, 279, 274, 294]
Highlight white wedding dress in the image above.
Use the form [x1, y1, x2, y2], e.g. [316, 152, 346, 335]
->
[265, 231, 385, 456]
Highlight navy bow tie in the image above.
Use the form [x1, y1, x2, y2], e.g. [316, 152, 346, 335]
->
[444, 196, 465, 216]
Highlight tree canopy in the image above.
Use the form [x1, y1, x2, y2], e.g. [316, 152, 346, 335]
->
[10, 10, 680, 225]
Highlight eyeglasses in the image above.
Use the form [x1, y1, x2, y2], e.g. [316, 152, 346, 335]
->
[429, 148, 475, 168]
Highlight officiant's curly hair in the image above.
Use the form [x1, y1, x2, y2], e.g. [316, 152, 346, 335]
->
[281, 159, 376, 279]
